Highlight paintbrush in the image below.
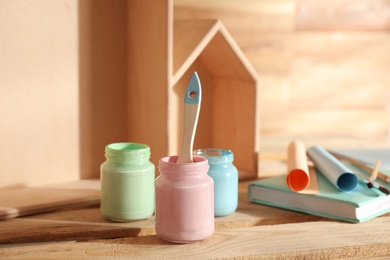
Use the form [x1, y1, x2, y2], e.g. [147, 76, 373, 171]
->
[177, 72, 202, 163]
[329, 151, 390, 195]
[365, 160, 390, 195]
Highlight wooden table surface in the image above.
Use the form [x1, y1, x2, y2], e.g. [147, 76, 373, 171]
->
[1, 138, 390, 259]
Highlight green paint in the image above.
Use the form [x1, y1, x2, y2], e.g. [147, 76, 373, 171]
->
[100, 143, 155, 221]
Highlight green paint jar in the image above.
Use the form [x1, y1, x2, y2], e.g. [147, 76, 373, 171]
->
[100, 143, 155, 221]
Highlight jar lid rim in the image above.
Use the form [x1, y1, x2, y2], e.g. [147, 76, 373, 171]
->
[193, 148, 234, 162]
[106, 142, 149, 151]
[105, 142, 150, 158]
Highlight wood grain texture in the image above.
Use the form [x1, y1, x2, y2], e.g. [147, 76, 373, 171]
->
[212, 79, 257, 178]
[170, 18, 259, 178]
[173, 19, 219, 80]
[172, 66, 258, 180]
[0, 0, 129, 187]
[3, 146, 389, 245]
[175, 0, 390, 145]
[175, 0, 296, 33]
[2, 141, 390, 258]
[0, 176, 328, 244]
[0, 0, 80, 187]
[0, 0, 260, 185]
[199, 28, 258, 81]
[296, 0, 390, 31]
[128, 0, 172, 168]
[0, 179, 100, 222]
[79, 0, 128, 180]
[2, 217, 390, 259]
[0, 187, 99, 220]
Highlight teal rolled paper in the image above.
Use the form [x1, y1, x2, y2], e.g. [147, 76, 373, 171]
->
[307, 146, 358, 192]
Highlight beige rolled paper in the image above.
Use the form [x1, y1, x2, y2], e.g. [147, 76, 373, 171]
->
[287, 141, 310, 192]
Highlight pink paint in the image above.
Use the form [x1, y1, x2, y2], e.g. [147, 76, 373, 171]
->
[155, 156, 214, 243]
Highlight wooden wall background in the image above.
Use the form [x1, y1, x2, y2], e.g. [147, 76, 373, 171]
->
[0, 0, 128, 187]
[1, 0, 389, 187]
[175, 0, 390, 142]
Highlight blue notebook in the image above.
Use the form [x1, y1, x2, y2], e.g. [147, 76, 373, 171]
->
[248, 164, 390, 223]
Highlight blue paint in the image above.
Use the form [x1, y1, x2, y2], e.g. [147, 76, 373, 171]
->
[184, 71, 201, 104]
[194, 148, 238, 217]
[337, 172, 359, 191]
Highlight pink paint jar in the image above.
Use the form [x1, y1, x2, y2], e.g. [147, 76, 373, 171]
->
[155, 156, 214, 243]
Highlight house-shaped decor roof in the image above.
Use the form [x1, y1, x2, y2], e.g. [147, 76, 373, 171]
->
[170, 19, 260, 179]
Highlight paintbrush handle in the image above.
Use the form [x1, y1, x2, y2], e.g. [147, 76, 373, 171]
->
[369, 159, 381, 182]
[177, 72, 202, 164]
[177, 103, 200, 163]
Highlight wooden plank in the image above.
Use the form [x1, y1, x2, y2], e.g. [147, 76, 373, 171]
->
[0, 203, 327, 245]
[292, 32, 390, 107]
[0, 180, 100, 220]
[282, 108, 389, 140]
[175, 0, 296, 33]
[237, 33, 293, 75]
[79, 0, 129, 180]
[0, 188, 99, 220]
[0, 0, 80, 187]
[5, 163, 388, 244]
[2, 144, 390, 258]
[0, 217, 149, 245]
[174, 1, 390, 145]
[2, 217, 390, 259]
[296, 0, 390, 31]
[262, 32, 390, 141]
[0, 0, 129, 187]
[128, 0, 172, 168]
[0, 178, 328, 244]
[259, 136, 389, 154]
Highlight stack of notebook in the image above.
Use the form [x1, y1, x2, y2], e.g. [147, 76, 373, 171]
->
[248, 142, 390, 223]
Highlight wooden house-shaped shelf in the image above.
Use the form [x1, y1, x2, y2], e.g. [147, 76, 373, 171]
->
[128, 1, 259, 180]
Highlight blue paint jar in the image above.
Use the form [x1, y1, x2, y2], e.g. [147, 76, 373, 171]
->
[193, 148, 238, 217]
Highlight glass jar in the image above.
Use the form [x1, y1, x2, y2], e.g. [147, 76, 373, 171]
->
[194, 148, 238, 217]
[100, 142, 155, 221]
[155, 155, 214, 243]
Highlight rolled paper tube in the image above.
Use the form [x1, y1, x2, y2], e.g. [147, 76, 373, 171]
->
[307, 146, 358, 192]
[286, 141, 310, 191]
